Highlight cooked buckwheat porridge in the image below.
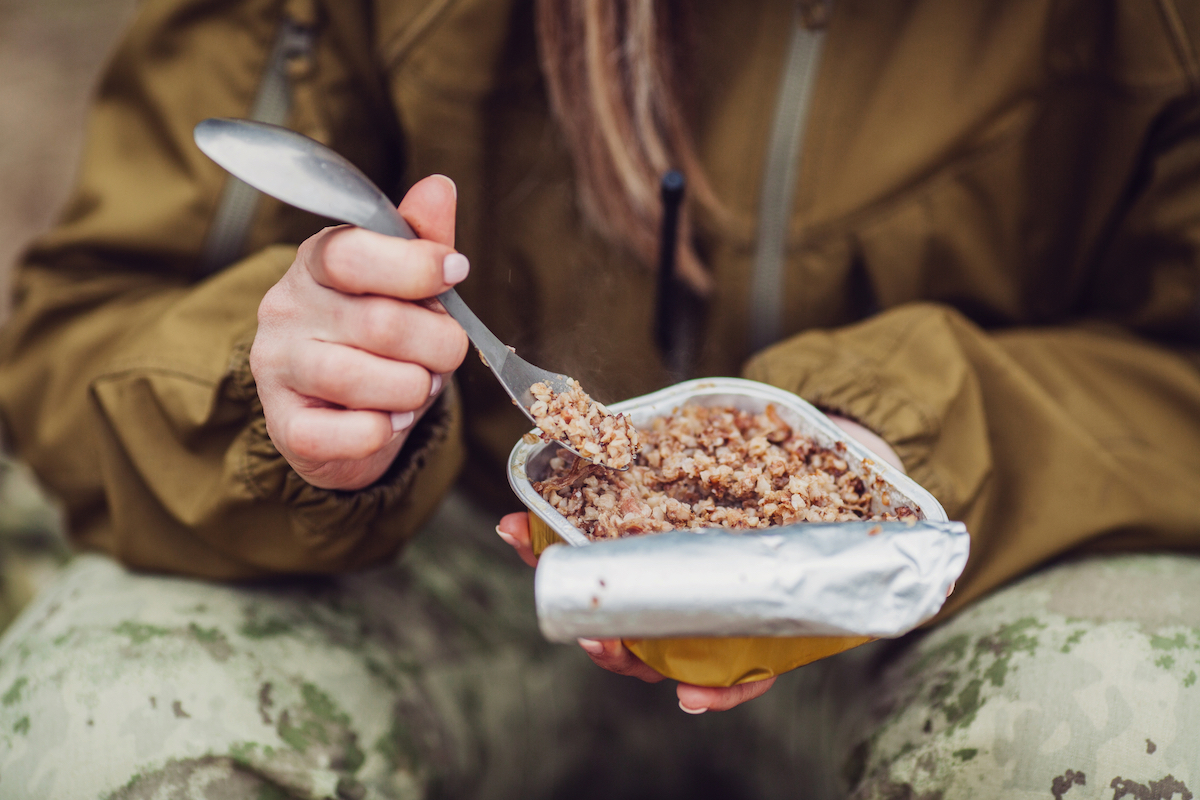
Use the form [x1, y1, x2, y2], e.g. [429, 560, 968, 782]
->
[528, 379, 641, 470]
[534, 404, 915, 540]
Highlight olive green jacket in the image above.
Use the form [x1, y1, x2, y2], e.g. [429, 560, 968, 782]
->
[2, 0, 1199, 616]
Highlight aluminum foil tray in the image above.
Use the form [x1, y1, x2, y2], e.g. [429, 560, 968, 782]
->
[505, 377, 968, 687]
[508, 377, 949, 538]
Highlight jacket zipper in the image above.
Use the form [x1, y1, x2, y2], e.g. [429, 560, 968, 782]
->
[747, 1, 828, 353]
[198, 14, 316, 275]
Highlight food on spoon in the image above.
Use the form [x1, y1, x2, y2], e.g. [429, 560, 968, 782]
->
[528, 379, 641, 470]
[534, 403, 915, 540]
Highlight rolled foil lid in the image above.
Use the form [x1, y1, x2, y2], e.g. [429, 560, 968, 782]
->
[535, 520, 969, 642]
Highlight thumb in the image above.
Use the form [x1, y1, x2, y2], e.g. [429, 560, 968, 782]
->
[398, 174, 457, 247]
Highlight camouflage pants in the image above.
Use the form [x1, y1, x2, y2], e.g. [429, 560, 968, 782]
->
[0, 493, 1198, 799]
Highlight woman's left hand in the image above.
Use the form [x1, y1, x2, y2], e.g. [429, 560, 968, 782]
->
[496, 512, 776, 714]
[494, 414, 903, 711]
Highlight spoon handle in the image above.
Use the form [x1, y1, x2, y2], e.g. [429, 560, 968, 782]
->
[357, 203, 517, 389]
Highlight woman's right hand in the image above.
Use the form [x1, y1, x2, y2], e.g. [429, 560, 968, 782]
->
[249, 175, 470, 491]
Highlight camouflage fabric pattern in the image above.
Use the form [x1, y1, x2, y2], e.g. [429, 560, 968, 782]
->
[833, 554, 1200, 799]
[0, 486, 1197, 799]
[0, 496, 832, 800]
[0, 496, 550, 800]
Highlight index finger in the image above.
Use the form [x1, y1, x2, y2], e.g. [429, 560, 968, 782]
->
[576, 638, 665, 684]
[676, 676, 777, 713]
[300, 226, 467, 300]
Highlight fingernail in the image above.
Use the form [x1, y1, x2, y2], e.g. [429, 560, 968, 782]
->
[496, 527, 519, 547]
[443, 253, 470, 284]
[433, 174, 457, 199]
[679, 701, 708, 715]
[577, 638, 605, 655]
[390, 411, 415, 432]
[429, 373, 443, 396]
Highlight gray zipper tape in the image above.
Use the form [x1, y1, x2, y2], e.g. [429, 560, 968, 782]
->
[748, 4, 827, 353]
[197, 16, 315, 275]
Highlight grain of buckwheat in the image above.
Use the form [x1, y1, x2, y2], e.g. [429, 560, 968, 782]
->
[528, 379, 640, 470]
[534, 404, 914, 540]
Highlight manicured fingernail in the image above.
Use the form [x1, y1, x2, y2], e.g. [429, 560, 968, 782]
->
[429, 373, 443, 396]
[495, 527, 519, 547]
[679, 701, 708, 715]
[433, 174, 457, 199]
[443, 253, 470, 284]
[390, 411, 414, 432]
[577, 638, 605, 655]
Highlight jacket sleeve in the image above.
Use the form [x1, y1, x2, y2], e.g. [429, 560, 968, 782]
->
[0, 0, 465, 578]
[744, 97, 1200, 617]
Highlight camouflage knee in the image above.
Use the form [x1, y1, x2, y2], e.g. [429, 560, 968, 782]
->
[833, 554, 1200, 799]
[0, 554, 449, 799]
[0, 489, 555, 800]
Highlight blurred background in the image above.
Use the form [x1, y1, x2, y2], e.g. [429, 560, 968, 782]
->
[0, 0, 137, 323]
[0, 0, 137, 627]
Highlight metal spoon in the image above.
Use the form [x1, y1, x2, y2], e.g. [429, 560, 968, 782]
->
[194, 117, 624, 468]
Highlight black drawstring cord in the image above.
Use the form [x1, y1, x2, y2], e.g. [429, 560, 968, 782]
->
[655, 170, 686, 374]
